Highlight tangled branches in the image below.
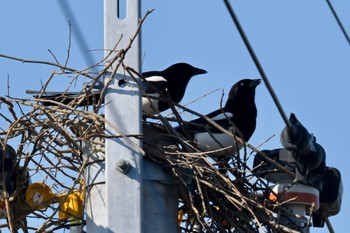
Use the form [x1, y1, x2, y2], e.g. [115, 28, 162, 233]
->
[0, 66, 301, 233]
[0, 11, 302, 233]
[143, 120, 298, 233]
[0, 80, 105, 232]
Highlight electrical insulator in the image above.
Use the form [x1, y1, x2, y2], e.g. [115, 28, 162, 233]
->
[312, 167, 343, 227]
[252, 114, 343, 230]
[269, 183, 320, 214]
[280, 114, 326, 189]
[253, 148, 295, 183]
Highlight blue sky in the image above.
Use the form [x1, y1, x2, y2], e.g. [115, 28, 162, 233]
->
[1, 1, 349, 232]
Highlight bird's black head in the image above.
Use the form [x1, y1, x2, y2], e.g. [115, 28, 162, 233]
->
[162, 63, 207, 104]
[164, 63, 207, 81]
[227, 79, 261, 101]
[224, 79, 261, 110]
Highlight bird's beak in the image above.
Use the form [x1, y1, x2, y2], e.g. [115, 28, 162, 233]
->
[192, 67, 207, 76]
[248, 79, 261, 88]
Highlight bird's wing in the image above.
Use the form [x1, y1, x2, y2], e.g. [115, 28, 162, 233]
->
[26, 89, 101, 106]
[142, 71, 160, 77]
[176, 110, 241, 157]
[141, 76, 168, 94]
[26, 89, 101, 98]
[26, 89, 81, 97]
[183, 110, 234, 133]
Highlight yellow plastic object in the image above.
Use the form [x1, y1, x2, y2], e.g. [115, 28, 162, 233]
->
[58, 191, 84, 220]
[26, 180, 84, 220]
[25, 183, 54, 209]
[177, 209, 184, 225]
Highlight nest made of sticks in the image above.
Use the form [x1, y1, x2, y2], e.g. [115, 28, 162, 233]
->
[0, 76, 301, 233]
[0, 67, 303, 233]
[0, 15, 305, 233]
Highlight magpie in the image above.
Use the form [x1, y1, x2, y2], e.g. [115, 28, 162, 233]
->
[26, 63, 207, 115]
[176, 79, 261, 158]
[141, 63, 207, 115]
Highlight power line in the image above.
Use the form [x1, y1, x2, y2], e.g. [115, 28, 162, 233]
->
[326, 217, 335, 233]
[222, 2, 338, 232]
[325, 0, 350, 46]
[222, 0, 292, 131]
[57, 1, 98, 70]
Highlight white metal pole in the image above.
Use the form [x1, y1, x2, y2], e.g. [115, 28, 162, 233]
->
[86, 2, 178, 233]
[142, 126, 179, 233]
[104, 0, 142, 233]
[84, 1, 144, 233]
[85, 140, 107, 231]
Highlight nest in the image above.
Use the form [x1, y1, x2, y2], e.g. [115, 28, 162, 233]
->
[0, 70, 304, 233]
[0, 15, 304, 233]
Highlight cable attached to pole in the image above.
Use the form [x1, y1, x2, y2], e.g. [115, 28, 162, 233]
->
[222, 0, 292, 131]
[325, 0, 350, 46]
[325, 218, 335, 233]
[223, 2, 338, 233]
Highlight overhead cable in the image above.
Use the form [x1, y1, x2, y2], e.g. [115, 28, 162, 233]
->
[222, 0, 291, 131]
[57, 0, 98, 70]
[326, 0, 350, 46]
[223, 1, 337, 232]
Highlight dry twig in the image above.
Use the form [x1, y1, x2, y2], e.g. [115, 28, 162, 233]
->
[0, 9, 300, 233]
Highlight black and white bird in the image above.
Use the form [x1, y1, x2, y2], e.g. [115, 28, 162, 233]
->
[141, 62, 207, 115]
[26, 63, 207, 115]
[176, 79, 261, 158]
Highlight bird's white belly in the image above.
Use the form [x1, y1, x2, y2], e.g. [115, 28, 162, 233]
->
[142, 93, 160, 115]
[194, 132, 242, 157]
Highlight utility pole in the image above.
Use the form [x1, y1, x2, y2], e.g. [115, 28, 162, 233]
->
[104, 0, 143, 232]
[86, 1, 178, 232]
[86, 0, 142, 232]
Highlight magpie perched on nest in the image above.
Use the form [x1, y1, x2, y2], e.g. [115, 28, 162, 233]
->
[26, 62, 207, 116]
[176, 79, 261, 160]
